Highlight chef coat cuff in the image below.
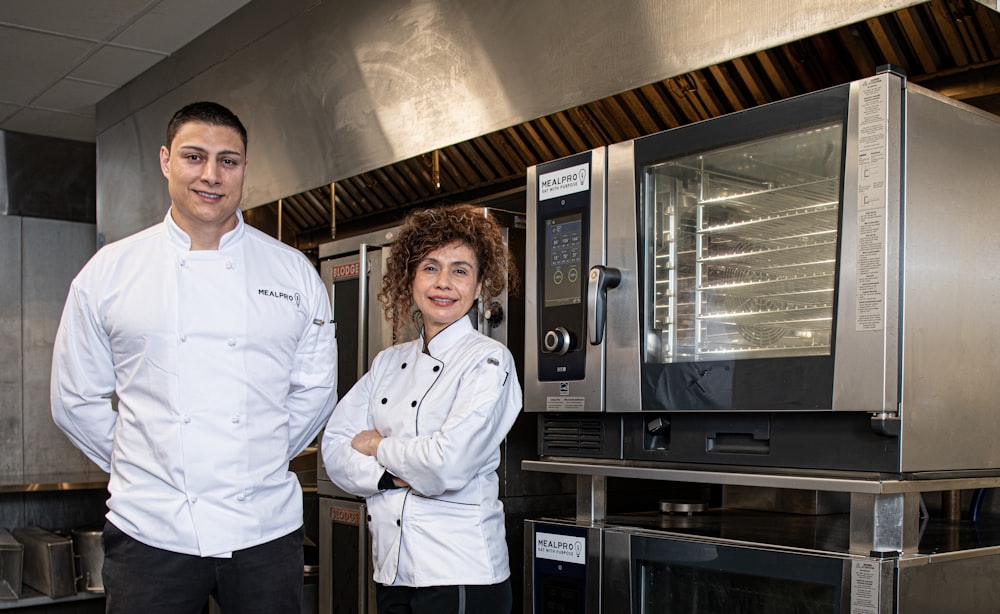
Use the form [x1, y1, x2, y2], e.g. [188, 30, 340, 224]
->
[378, 471, 403, 491]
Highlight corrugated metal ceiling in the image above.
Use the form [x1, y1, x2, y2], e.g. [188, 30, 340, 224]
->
[246, 0, 1000, 256]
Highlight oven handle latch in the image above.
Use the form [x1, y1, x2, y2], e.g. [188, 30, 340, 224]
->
[588, 265, 621, 345]
[870, 412, 901, 437]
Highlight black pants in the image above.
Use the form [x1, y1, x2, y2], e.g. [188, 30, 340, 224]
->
[101, 521, 303, 614]
[376, 579, 512, 614]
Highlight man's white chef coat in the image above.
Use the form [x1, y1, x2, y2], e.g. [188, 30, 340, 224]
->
[51, 210, 337, 557]
[322, 317, 521, 586]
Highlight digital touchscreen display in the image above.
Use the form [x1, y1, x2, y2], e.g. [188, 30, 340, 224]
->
[544, 214, 583, 308]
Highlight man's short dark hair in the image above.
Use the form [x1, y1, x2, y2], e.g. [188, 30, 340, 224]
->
[166, 101, 247, 152]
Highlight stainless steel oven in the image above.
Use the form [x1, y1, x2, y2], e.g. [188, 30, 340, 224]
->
[528, 510, 1000, 614]
[317, 225, 399, 614]
[317, 496, 375, 614]
[525, 519, 604, 614]
[524, 67, 1000, 474]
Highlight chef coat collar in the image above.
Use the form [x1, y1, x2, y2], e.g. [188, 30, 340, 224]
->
[164, 208, 246, 250]
[423, 315, 474, 356]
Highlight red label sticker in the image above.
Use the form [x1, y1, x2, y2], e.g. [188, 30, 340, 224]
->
[330, 507, 361, 526]
[330, 262, 361, 280]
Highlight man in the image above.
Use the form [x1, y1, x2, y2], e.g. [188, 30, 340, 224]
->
[51, 102, 337, 613]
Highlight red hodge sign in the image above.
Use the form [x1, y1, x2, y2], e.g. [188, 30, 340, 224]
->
[330, 262, 361, 280]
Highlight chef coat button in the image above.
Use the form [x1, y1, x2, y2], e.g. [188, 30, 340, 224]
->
[433, 365, 440, 372]
[180, 334, 187, 342]
[381, 398, 388, 404]
[410, 400, 417, 407]
[396, 519, 401, 526]
[231, 415, 240, 423]
[190, 496, 198, 503]
[227, 338, 237, 347]
[183, 415, 191, 424]
[225, 261, 235, 270]
[401, 362, 407, 369]
[237, 492, 246, 501]
[178, 259, 186, 268]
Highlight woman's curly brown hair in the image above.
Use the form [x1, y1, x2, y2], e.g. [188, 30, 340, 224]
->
[379, 204, 518, 340]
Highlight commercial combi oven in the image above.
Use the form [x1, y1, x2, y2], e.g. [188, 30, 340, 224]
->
[524, 67, 1000, 475]
[526, 513, 1000, 614]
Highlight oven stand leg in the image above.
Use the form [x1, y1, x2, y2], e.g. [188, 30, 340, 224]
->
[576, 474, 607, 524]
[849, 491, 921, 555]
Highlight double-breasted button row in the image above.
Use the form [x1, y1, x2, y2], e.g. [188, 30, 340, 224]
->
[181, 415, 242, 424]
[177, 259, 236, 270]
[178, 334, 239, 347]
[380, 397, 420, 407]
[364, 514, 400, 527]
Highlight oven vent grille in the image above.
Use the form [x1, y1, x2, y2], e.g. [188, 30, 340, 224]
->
[541, 416, 605, 456]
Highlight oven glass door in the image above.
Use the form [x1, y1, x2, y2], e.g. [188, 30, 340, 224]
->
[330, 263, 361, 401]
[632, 84, 849, 410]
[629, 535, 845, 613]
[643, 123, 843, 364]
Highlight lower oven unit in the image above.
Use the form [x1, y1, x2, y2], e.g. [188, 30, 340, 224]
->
[318, 495, 375, 614]
[527, 513, 1000, 613]
[525, 519, 604, 614]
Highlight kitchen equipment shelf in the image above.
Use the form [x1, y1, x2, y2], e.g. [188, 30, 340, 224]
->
[523, 458, 1000, 556]
[0, 587, 102, 610]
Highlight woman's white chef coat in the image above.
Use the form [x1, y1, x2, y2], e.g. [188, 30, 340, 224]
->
[322, 316, 522, 587]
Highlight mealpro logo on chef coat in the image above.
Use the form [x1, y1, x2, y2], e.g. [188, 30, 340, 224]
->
[535, 531, 585, 564]
[258, 288, 301, 307]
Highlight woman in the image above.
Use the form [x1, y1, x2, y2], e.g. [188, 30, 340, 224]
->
[322, 205, 522, 614]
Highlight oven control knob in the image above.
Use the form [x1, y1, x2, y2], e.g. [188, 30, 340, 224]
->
[542, 327, 573, 355]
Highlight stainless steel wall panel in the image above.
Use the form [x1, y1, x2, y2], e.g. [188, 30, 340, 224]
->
[0, 215, 23, 482]
[96, 0, 926, 244]
[20, 218, 101, 482]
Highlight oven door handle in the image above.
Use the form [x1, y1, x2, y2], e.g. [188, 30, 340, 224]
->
[356, 243, 370, 379]
[588, 265, 621, 345]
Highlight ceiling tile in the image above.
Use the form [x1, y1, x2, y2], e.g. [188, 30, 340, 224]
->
[0, 102, 21, 124]
[112, 0, 253, 51]
[1, 107, 95, 143]
[70, 45, 166, 87]
[0, 0, 161, 41]
[34, 79, 117, 113]
[0, 27, 95, 104]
